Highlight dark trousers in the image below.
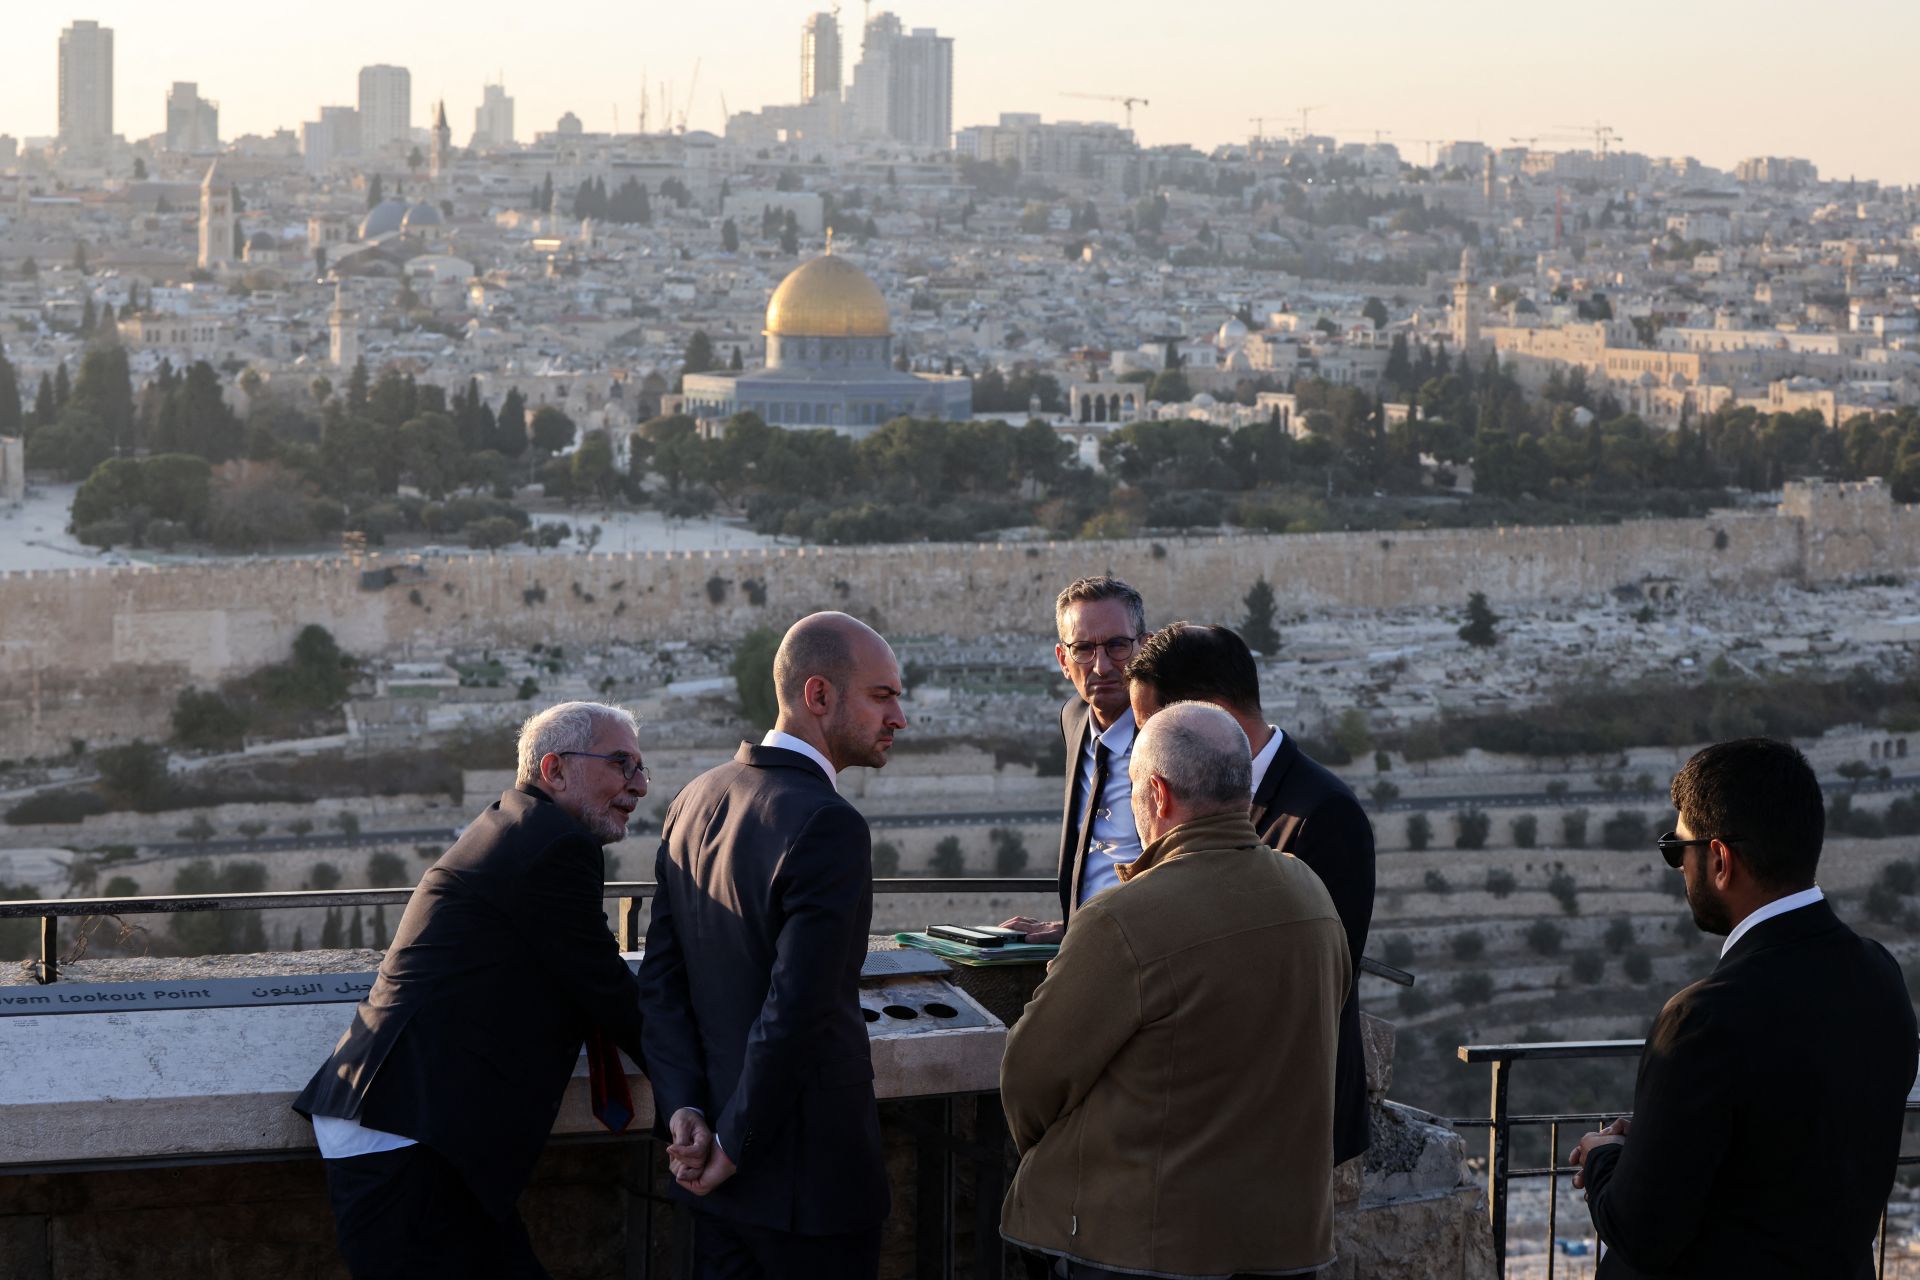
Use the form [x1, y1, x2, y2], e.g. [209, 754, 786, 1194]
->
[322, 1143, 549, 1280]
[693, 1210, 881, 1280]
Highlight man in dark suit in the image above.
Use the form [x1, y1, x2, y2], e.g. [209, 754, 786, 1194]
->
[1125, 622, 1376, 1166]
[1002, 576, 1148, 944]
[294, 700, 659, 1279]
[1569, 738, 1918, 1278]
[638, 612, 906, 1279]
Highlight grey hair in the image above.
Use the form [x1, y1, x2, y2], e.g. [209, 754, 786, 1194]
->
[515, 701, 639, 787]
[1054, 575, 1146, 641]
[1132, 700, 1251, 811]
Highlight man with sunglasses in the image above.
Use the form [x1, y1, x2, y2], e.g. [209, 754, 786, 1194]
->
[1567, 738, 1917, 1279]
[1002, 576, 1147, 945]
[295, 700, 655, 1279]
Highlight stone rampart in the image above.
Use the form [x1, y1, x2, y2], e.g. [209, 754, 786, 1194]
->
[1, 481, 1913, 760]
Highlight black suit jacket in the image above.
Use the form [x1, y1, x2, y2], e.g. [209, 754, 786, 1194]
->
[637, 743, 888, 1236]
[292, 786, 646, 1220]
[1252, 734, 1376, 1165]
[1585, 899, 1918, 1279]
[1054, 697, 1099, 920]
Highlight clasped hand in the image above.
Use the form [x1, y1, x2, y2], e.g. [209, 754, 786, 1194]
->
[666, 1107, 737, 1195]
[1567, 1116, 1631, 1190]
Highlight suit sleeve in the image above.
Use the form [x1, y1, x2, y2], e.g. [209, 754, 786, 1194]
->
[713, 802, 871, 1170]
[1583, 992, 1733, 1271]
[1289, 790, 1375, 973]
[517, 832, 646, 1066]
[636, 827, 708, 1125]
[999, 906, 1142, 1155]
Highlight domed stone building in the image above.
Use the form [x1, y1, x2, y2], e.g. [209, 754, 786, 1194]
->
[681, 252, 971, 437]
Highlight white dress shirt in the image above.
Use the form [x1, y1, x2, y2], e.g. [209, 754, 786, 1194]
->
[1075, 708, 1141, 906]
[1248, 725, 1286, 797]
[761, 729, 838, 792]
[1719, 884, 1825, 958]
[312, 1112, 415, 1159]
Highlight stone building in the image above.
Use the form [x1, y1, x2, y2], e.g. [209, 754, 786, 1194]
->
[681, 250, 972, 436]
[0, 434, 23, 505]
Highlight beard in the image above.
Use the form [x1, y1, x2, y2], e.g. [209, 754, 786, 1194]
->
[825, 710, 892, 771]
[586, 806, 630, 846]
[1685, 872, 1734, 935]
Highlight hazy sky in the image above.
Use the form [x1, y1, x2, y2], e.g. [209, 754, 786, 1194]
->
[6, 2, 1917, 184]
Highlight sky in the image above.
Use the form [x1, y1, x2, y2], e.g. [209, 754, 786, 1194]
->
[4, 2, 1917, 185]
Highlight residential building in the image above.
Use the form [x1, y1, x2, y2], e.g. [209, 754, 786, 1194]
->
[165, 82, 220, 153]
[471, 82, 514, 149]
[801, 12, 842, 104]
[358, 65, 411, 151]
[57, 20, 113, 154]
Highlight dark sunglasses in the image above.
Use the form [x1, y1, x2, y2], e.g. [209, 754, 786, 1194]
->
[1655, 830, 1738, 869]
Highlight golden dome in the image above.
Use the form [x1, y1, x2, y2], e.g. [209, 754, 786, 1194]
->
[764, 254, 892, 338]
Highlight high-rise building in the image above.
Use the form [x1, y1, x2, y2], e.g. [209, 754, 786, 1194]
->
[357, 65, 411, 151]
[801, 12, 842, 104]
[57, 20, 114, 154]
[165, 82, 220, 153]
[847, 14, 952, 149]
[471, 82, 514, 149]
[847, 11, 901, 139]
[302, 106, 360, 175]
[890, 27, 953, 150]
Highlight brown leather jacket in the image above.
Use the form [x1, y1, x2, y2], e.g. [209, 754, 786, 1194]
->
[999, 810, 1351, 1278]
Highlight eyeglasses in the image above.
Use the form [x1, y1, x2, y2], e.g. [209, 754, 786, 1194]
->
[1655, 830, 1737, 869]
[1062, 635, 1140, 666]
[559, 751, 651, 784]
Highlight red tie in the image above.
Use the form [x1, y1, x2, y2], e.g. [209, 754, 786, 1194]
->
[586, 1031, 635, 1134]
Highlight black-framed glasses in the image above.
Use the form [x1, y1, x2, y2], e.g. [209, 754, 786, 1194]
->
[1062, 635, 1140, 666]
[559, 751, 651, 784]
[1656, 830, 1736, 869]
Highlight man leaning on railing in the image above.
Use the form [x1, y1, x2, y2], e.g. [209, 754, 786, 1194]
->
[1567, 738, 1917, 1278]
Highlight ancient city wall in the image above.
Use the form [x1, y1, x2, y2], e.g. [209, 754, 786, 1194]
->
[1, 481, 1914, 760]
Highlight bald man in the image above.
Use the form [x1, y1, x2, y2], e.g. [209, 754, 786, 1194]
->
[638, 612, 905, 1280]
[1000, 702, 1351, 1280]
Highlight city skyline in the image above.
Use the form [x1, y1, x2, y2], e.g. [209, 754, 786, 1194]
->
[2, 3, 1917, 184]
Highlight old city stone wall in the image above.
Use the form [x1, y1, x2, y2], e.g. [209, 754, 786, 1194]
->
[2, 481, 1914, 760]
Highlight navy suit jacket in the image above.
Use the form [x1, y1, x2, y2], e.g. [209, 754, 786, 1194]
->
[1585, 899, 1917, 1278]
[1251, 734, 1376, 1165]
[637, 743, 888, 1236]
[292, 786, 646, 1220]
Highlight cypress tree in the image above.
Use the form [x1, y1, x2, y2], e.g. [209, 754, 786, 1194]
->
[0, 338, 20, 434]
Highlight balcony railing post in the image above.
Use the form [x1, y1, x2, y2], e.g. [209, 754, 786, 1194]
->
[1489, 1056, 1511, 1273]
[1546, 1118, 1560, 1280]
[618, 896, 643, 951]
[38, 913, 57, 984]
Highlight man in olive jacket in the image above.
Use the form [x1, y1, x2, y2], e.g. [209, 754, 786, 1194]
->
[1000, 701, 1351, 1280]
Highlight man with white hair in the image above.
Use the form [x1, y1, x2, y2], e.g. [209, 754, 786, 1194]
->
[295, 701, 659, 1279]
[999, 701, 1352, 1280]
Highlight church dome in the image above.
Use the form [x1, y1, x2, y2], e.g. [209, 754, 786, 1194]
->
[401, 202, 444, 232]
[764, 253, 891, 338]
[360, 198, 411, 239]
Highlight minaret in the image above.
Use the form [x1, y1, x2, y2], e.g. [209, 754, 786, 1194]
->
[1451, 249, 1480, 356]
[329, 283, 358, 369]
[198, 159, 234, 270]
[430, 101, 451, 184]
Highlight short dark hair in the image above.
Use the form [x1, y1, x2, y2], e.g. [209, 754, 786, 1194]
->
[1124, 622, 1262, 718]
[1670, 738, 1824, 889]
[1054, 576, 1145, 641]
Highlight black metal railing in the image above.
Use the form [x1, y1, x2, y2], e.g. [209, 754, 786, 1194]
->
[1457, 1039, 1920, 1279]
[0, 880, 1416, 986]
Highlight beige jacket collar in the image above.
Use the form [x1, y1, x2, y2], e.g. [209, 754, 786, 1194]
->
[1118, 809, 1263, 884]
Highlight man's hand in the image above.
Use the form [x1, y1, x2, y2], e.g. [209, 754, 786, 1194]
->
[1000, 916, 1064, 944]
[1569, 1116, 1631, 1189]
[666, 1108, 712, 1183]
[677, 1144, 737, 1196]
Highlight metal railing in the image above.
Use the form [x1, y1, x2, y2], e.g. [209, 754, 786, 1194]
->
[0, 879, 1416, 986]
[1456, 1039, 1920, 1279]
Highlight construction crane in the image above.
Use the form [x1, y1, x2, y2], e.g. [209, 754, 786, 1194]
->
[1553, 121, 1621, 156]
[678, 58, 702, 133]
[1063, 92, 1149, 132]
[1288, 104, 1327, 139]
[1404, 138, 1447, 167]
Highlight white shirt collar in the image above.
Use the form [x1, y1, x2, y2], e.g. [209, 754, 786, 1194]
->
[760, 729, 838, 792]
[1720, 884, 1824, 958]
[1091, 706, 1136, 756]
[1249, 725, 1285, 795]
